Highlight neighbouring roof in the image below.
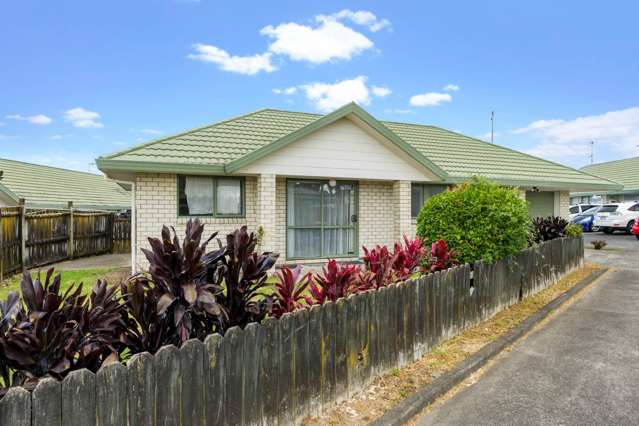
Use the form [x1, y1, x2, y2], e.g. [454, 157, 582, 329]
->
[0, 158, 131, 210]
[96, 103, 620, 191]
[579, 157, 639, 193]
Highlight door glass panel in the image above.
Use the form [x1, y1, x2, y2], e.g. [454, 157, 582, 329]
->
[323, 183, 355, 226]
[287, 229, 321, 259]
[287, 181, 321, 226]
[323, 228, 355, 256]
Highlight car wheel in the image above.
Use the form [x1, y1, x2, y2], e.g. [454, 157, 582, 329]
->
[591, 225, 600, 232]
[602, 228, 613, 234]
[626, 221, 635, 235]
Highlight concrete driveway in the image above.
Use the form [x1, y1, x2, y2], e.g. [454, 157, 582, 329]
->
[416, 235, 639, 425]
[582, 232, 638, 269]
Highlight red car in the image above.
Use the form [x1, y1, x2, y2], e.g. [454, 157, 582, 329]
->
[632, 221, 639, 239]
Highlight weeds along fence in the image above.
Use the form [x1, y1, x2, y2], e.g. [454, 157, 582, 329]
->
[0, 206, 131, 279]
[0, 237, 584, 426]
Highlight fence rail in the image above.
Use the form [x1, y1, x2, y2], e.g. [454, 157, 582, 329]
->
[0, 205, 130, 279]
[0, 237, 584, 425]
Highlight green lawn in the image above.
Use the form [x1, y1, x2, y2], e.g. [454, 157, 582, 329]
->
[0, 267, 130, 300]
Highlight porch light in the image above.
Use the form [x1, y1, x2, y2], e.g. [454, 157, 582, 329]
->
[328, 179, 337, 187]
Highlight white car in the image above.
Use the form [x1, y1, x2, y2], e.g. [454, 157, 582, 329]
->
[569, 204, 600, 220]
[593, 202, 639, 234]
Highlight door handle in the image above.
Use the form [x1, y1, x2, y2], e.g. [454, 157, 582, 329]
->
[351, 214, 358, 223]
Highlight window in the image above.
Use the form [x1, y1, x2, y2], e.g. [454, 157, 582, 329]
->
[569, 206, 579, 214]
[411, 184, 448, 217]
[178, 175, 244, 217]
[286, 180, 357, 259]
[628, 204, 639, 212]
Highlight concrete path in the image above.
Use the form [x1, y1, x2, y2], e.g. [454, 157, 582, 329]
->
[417, 268, 639, 426]
[583, 232, 638, 270]
[50, 253, 131, 271]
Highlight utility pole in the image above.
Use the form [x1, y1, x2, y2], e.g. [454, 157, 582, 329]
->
[490, 111, 495, 143]
[590, 141, 594, 164]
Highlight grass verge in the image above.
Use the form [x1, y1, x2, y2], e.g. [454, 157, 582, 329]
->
[302, 263, 602, 426]
[0, 267, 130, 299]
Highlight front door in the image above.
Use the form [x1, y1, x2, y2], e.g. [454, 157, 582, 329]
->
[286, 180, 358, 259]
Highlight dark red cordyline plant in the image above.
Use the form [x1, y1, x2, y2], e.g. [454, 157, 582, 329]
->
[307, 260, 359, 304]
[361, 245, 398, 288]
[216, 226, 279, 329]
[127, 219, 227, 347]
[0, 269, 125, 389]
[271, 265, 311, 318]
[392, 235, 427, 280]
[427, 240, 459, 272]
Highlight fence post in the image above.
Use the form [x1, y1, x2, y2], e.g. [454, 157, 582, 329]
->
[19, 198, 26, 272]
[68, 201, 75, 259]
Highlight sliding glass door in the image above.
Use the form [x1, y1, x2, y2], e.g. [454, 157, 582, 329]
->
[287, 180, 358, 259]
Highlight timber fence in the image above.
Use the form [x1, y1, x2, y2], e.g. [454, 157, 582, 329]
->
[0, 203, 131, 279]
[0, 237, 584, 426]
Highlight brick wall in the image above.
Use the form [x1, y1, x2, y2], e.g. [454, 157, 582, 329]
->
[558, 191, 570, 218]
[359, 180, 395, 252]
[134, 173, 258, 270]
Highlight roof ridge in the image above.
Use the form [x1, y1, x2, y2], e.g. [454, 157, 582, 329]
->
[0, 157, 103, 178]
[582, 155, 639, 169]
[99, 107, 271, 160]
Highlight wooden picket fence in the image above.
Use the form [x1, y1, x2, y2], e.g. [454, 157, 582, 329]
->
[0, 206, 131, 280]
[0, 237, 584, 426]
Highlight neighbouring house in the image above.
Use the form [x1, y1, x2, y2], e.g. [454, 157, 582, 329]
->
[96, 103, 619, 269]
[0, 158, 131, 211]
[570, 156, 639, 204]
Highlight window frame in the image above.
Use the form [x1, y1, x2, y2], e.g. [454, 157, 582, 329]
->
[285, 178, 359, 260]
[411, 183, 448, 218]
[177, 175, 245, 218]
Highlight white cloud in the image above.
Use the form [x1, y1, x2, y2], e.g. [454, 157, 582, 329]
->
[443, 84, 460, 92]
[188, 43, 276, 75]
[516, 107, 639, 161]
[327, 9, 392, 32]
[409, 92, 452, 107]
[64, 107, 104, 128]
[6, 114, 52, 125]
[272, 86, 298, 95]
[261, 17, 373, 64]
[140, 128, 163, 135]
[301, 76, 372, 112]
[372, 86, 392, 98]
[384, 108, 413, 114]
[49, 134, 72, 140]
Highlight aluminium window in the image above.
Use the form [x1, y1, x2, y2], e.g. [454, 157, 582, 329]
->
[411, 183, 448, 218]
[178, 175, 244, 217]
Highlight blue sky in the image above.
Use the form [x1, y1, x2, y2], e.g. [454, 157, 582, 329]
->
[1, 0, 638, 173]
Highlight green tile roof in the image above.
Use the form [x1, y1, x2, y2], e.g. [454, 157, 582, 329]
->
[580, 157, 639, 192]
[0, 158, 131, 210]
[97, 104, 619, 191]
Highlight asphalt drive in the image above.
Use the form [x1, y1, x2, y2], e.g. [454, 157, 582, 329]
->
[417, 236, 639, 425]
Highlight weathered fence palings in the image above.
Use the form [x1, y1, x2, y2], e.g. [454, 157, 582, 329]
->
[0, 237, 584, 426]
[0, 208, 131, 279]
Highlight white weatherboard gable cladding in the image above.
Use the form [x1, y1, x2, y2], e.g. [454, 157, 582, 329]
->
[237, 117, 439, 181]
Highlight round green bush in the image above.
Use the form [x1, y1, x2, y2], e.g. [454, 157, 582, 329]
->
[416, 177, 531, 264]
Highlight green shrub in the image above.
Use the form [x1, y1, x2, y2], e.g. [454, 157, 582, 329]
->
[565, 223, 583, 238]
[416, 177, 530, 263]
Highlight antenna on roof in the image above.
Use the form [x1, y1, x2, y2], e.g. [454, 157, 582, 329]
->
[590, 141, 594, 164]
[490, 111, 495, 143]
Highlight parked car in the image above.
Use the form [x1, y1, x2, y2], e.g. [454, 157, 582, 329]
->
[632, 221, 639, 239]
[593, 202, 639, 234]
[569, 204, 599, 220]
[571, 205, 603, 232]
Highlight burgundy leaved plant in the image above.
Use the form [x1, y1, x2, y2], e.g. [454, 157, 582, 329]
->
[392, 235, 427, 280]
[271, 265, 311, 318]
[307, 260, 359, 304]
[361, 245, 398, 288]
[216, 226, 279, 329]
[128, 219, 227, 347]
[427, 240, 459, 272]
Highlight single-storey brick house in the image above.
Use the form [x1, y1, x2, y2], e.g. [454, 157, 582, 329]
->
[570, 156, 639, 204]
[96, 103, 618, 269]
